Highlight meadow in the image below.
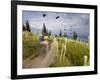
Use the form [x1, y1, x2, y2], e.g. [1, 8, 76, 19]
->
[23, 31, 89, 67]
[51, 37, 89, 67]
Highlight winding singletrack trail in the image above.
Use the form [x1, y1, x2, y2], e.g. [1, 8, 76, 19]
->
[23, 41, 56, 68]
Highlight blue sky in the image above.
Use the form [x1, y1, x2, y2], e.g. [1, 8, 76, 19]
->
[22, 11, 90, 39]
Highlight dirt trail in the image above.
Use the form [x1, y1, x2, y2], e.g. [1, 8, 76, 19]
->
[23, 41, 56, 68]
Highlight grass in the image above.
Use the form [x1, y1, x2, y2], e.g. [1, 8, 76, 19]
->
[23, 31, 89, 67]
[52, 37, 90, 67]
[23, 31, 43, 59]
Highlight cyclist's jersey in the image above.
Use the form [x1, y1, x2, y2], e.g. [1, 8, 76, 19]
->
[44, 36, 48, 40]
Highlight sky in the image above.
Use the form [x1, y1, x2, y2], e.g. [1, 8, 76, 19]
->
[22, 11, 90, 40]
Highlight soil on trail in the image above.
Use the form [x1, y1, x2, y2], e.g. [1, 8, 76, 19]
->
[23, 41, 56, 68]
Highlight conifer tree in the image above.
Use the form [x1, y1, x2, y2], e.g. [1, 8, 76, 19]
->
[23, 24, 26, 31]
[73, 32, 77, 40]
[42, 23, 48, 36]
[26, 20, 31, 32]
[59, 29, 62, 37]
[64, 32, 67, 37]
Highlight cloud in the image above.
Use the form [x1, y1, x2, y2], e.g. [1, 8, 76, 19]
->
[22, 11, 90, 37]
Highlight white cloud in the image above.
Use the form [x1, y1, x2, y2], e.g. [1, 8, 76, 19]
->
[23, 11, 89, 37]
